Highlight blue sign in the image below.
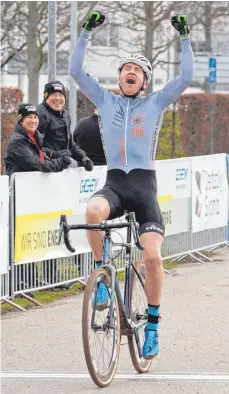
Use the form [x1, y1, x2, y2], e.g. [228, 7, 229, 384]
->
[208, 57, 217, 83]
[80, 178, 99, 193]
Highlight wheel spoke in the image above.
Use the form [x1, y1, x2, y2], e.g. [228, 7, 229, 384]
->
[82, 268, 120, 386]
[128, 262, 152, 372]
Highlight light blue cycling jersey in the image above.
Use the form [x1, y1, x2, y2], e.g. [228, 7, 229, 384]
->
[70, 31, 194, 174]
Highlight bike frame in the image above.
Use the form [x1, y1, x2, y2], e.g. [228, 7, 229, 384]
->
[100, 219, 145, 338]
[59, 211, 146, 350]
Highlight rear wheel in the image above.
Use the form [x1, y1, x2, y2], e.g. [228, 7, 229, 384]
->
[128, 260, 152, 373]
[82, 268, 120, 387]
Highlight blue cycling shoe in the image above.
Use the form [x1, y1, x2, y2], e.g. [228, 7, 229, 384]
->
[91, 282, 109, 311]
[142, 330, 159, 360]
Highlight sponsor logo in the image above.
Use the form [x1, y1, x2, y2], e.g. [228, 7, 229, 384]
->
[195, 170, 203, 217]
[26, 105, 36, 112]
[175, 168, 189, 190]
[176, 168, 188, 181]
[53, 84, 63, 91]
[195, 170, 222, 218]
[162, 210, 172, 225]
[112, 103, 124, 128]
[146, 224, 164, 234]
[80, 178, 99, 194]
[132, 127, 144, 137]
[150, 114, 161, 158]
[131, 115, 144, 137]
[131, 115, 144, 127]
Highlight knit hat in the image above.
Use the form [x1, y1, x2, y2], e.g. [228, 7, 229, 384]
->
[44, 80, 66, 100]
[18, 103, 39, 122]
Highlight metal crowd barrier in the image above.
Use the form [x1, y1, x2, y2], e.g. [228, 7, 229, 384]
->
[1, 155, 229, 310]
[1, 273, 10, 300]
[10, 226, 228, 301]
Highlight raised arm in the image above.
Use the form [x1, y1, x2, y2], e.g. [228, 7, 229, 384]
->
[157, 15, 195, 110]
[69, 11, 105, 108]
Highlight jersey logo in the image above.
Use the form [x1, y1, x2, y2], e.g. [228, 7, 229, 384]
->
[132, 127, 144, 137]
[131, 115, 144, 127]
[112, 103, 125, 128]
[131, 115, 144, 137]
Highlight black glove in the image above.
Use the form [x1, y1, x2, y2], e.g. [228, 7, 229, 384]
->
[82, 10, 105, 32]
[80, 157, 94, 171]
[59, 149, 72, 157]
[51, 149, 72, 159]
[171, 14, 190, 37]
[61, 154, 71, 169]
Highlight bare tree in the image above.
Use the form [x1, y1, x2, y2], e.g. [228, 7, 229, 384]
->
[89, 1, 186, 92]
[27, 2, 40, 103]
[1, 1, 27, 69]
[191, 1, 229, 52]
[1, 1, 98, 104]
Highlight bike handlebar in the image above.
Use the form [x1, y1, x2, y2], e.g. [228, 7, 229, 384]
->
[58, 213, 144, 253]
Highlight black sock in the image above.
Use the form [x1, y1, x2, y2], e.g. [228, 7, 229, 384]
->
[95, 260, 102, 268]
[147, 304, 160, 331]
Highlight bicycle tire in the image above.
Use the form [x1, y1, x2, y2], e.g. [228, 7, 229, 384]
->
[82, 268, 121, 387]
[128, 260, 152, 373]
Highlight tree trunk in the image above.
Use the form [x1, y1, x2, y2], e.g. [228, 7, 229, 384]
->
[27, 2, 39, 104]
[204, 3, 212, 53]
[171, 102, 176, 158]
[144, 2, 154, 94]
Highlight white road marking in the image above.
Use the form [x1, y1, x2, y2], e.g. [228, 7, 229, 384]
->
[1, 372, 229, 381]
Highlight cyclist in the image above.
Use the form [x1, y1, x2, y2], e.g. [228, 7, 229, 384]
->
[70, 11, 194, 359]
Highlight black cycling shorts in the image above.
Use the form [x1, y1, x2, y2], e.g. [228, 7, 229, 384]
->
[91, 169, 165, 236]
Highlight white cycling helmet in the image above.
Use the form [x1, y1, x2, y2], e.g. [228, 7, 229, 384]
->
[118, 54, 152, 83]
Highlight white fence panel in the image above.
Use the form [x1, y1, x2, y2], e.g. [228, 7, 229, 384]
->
[191, 154, 228, 232]
[0, 176, 9, 275]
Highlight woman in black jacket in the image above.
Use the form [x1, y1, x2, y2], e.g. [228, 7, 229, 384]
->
[5, 103, 71, 176]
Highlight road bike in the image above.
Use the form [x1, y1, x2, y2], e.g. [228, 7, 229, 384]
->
[59, 212, 152, 387]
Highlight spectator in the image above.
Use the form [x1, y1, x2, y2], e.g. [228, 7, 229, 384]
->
[4, 103, 71, 294]
[4, 103, 71, 176]
[37, 80, 93, 171]
[73, 106, 106, 165]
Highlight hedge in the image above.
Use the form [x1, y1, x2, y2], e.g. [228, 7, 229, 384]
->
[1, 87, 24, 174]
[1, 88, 229, 174]
[178, 93, 229, 156]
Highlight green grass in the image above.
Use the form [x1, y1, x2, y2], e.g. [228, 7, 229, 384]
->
[1, 281, 83, 315]
[1, 260, 179, 315]
[163, 260, 179, 269]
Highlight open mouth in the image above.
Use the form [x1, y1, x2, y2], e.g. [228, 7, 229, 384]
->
[126, 75, 136, 84]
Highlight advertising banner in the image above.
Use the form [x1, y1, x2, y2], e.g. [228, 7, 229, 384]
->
[191, 154, 228, 233]
[14, 167, 107, 264]
[0, 176, 9, 274]
[226, 153, 229, 240]
[14, 158, 194, 264]
[155, 158, 192, 236]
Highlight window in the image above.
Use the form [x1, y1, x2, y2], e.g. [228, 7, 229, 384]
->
[91, 24, 119, 47]
[155, 78, 163, 85]
[191, 41, 212, 53]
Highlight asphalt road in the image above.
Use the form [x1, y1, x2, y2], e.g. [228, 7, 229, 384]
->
[1, 249, 229, 394]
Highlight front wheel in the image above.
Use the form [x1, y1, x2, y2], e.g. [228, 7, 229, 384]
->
[128, 260, 152, 373]
[82, 268, 120, 387]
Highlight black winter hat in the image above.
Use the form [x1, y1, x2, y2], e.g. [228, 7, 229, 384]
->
[18, 103, 39, 122]
[44, 80, 66, 99]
